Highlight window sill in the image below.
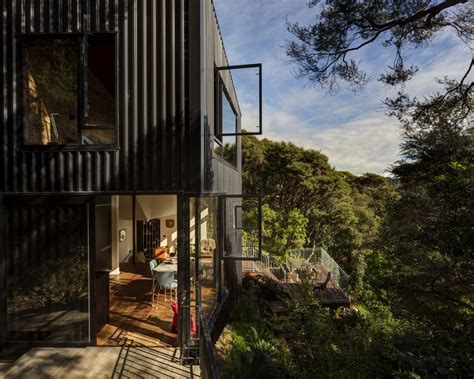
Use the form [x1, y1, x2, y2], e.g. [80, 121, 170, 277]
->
[18, 144, 120, 152]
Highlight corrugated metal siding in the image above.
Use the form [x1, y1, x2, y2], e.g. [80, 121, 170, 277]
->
[201, 1, 243, 346]
[201, 0, 242, 195]
[0, 0, 192, 193]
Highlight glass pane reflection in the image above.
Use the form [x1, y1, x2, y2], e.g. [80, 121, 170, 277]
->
[7, 203, 89, 342]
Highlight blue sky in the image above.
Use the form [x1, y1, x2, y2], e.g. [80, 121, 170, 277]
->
[213, 0, 473, 175]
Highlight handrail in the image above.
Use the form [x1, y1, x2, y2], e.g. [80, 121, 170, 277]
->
[242, 244, 286, 281]
[243, 244, 350, 296]
[198, 307, 221, 379]
[292, 247, 350, 295]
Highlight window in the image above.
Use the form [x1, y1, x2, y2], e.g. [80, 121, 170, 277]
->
[214, 80, 238, 167]
[6, 201, 90, 343]
[84, 34, 116, 144]
[222, 195, 262, 261]
[214, 64, 262, 167]
[21, 33, 117, 146]
[23, 38, 80, 145]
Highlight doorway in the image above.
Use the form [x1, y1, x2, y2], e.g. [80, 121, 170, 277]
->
[96, 195, 179, 347]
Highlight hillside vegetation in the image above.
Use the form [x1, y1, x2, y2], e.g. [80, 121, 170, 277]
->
[220, 129, 473, 377]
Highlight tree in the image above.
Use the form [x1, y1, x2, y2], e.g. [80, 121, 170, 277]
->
[242, 136, 397, 270]
[375, 83, 474, 326]
[286, 0, 473, 93]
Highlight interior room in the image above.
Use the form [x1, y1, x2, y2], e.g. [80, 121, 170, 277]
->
[95, 194, 220, 347]
[97, 195, 180, 347]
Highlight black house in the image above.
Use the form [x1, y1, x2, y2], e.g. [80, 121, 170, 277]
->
[0, 0, 263, 368]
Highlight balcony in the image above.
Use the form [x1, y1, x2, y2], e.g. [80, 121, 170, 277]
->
[242, 247, 350, 308]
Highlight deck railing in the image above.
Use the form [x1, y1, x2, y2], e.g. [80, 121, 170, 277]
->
[242, 242, 287, 281]
[198, 307, 221, 379]
[243, 243, 350, 296]
[292, 247, 350, 295]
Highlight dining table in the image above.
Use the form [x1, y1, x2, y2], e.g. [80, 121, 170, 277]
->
[153, 261, 178, 273]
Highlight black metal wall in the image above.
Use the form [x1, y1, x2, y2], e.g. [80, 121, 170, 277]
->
[0, 0, 195, 193]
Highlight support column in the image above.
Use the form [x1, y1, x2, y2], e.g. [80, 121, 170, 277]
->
[0, 196, 6, 348]
[177, 193, 190, 347]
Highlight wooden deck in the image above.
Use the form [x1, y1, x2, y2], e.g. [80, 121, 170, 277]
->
[281, 273, 349, 307]
[245, 261, 350, 308]
[1, 346, 200, 379]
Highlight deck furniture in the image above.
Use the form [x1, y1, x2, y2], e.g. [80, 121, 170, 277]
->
[200, 239, 216, 258]
[313, 271, 331, 298]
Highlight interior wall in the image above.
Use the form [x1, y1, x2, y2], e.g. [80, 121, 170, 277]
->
[160, 216, 178, 249]
[115, 195, 178, 259]
[118, 196, 133, 263]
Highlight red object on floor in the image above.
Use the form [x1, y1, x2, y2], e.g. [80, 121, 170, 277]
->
[171, 301, 178, 333]
[171, 301, 196, 334]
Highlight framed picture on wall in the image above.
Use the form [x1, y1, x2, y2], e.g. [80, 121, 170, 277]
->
[119, 229, 127, 242]
[166, 219, 174, 228]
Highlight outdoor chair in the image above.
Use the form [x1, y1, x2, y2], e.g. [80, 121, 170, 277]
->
[313, 271, 331, 298]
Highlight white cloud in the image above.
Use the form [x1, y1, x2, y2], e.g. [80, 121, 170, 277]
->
[310, 115, 401, 175]
[256, 105, 401, 175]
[213, 0, 471, 176]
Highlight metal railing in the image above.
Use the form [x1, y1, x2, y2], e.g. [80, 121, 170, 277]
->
[291, 247, 350, 295]
[198, 307, 221, 379]
[243, 244, 350, 296]
[242, 240, 287, 281]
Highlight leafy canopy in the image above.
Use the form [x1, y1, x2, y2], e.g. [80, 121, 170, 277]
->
[286, 0, 473, 91]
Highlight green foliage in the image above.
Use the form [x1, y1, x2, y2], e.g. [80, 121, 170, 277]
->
[286, 0, 472, 92]
[239, 90, 472, 374]
[27, 39, 78, 107]
[243, 135, 398, 271]
[10, 246, 88, 312]
[220, 285, 291, 379]
[253, 204, 309, 259]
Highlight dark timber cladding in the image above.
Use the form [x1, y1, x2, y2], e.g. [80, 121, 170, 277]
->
[0, 0, 193, 193]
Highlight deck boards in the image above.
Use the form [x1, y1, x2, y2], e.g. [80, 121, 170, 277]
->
[1, 346, 200, 379]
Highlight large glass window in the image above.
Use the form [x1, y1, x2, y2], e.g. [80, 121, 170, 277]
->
[24, 38, 79, 145]
[6, 202, 90, 343]
[214, 83, 237, 167]
[21, 34, 117, 146]
[223, 196, 262, 261]
[190, 197, 220, 321]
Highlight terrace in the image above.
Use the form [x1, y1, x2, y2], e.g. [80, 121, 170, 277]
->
[242, 247, 350, 308]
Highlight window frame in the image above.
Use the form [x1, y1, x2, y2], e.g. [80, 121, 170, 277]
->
[215, 63, 263, 137]
[221, 194, 262, 262]
[213, 74, 238, 168]
[16, 32, 119, 150]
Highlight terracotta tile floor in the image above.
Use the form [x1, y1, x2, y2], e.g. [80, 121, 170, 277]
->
[97, 271, 177, 347]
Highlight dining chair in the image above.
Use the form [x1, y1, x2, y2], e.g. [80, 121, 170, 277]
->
[156, 271, 178, 302]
